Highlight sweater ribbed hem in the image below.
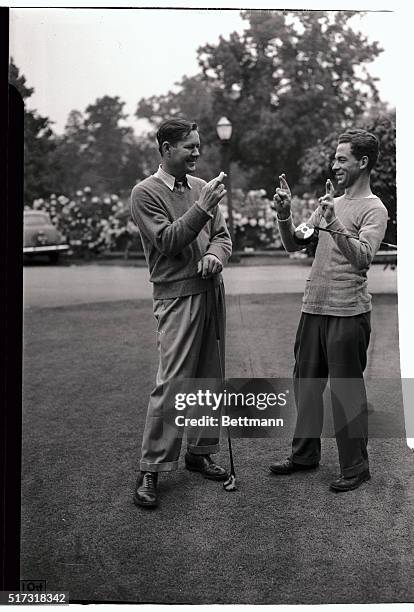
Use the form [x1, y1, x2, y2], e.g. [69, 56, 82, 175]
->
[153, 273, 223, 299]
[301, 303, 372, 317]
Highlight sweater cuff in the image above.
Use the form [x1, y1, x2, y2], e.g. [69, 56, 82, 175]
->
[184, 202, 213, 232]
[205, 245, 224, 265]
[277, 213, 292, 223]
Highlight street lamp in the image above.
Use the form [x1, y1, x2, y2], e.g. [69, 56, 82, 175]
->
[216, 116, 235, 244]
[216, 116, 233, 142]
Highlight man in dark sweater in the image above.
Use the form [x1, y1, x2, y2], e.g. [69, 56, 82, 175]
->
[130, 118, 232, 508]
[270, 129, 388, 492]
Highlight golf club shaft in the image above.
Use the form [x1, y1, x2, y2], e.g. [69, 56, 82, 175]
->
[210, 278, 236, 478]
[227, 430, 235, 475]
[315, 225, 397, 249]
[215, 335, 236, 478]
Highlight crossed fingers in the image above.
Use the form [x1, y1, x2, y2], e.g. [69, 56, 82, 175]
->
[279, 173, 291, 194]
[273, 173, 291, 206]
[211, 171, 226, 189]
[318, 179, 335, 206]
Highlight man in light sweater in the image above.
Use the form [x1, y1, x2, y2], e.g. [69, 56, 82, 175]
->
[270, 129, 388, 492]
[130, 118, 232, 508]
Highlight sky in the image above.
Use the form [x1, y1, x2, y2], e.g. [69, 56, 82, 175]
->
[9, 7, 397, 136]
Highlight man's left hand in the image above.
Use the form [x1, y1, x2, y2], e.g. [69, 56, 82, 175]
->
[319, 179, 336, 224]
[197, 254, 223, 278]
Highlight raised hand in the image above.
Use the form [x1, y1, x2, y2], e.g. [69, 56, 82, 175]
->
[272, 173, 292, 220]
[198, 171, 227, 213]
[318, 178, 336, 224]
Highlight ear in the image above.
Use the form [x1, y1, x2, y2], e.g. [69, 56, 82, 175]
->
[360, 155, 369, 171]
[161, 141, 171, 157]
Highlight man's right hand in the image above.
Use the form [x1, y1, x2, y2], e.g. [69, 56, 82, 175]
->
[198, 171, 227, 213]
[272, 174, 292, 220]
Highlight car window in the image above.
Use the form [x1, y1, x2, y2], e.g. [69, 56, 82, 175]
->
[24, 213, 51, 226]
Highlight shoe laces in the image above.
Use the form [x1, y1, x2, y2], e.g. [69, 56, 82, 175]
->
[143, 472, 156, 486]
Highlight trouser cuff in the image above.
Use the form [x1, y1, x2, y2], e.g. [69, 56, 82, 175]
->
[290, 454, 320, 466]
[187, 443, 220, 455]
[342, 460, 369, 478]
[140, 460, 179, 473]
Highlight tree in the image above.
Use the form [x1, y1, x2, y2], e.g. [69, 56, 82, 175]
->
[52, 110, 90, 195]
[136, 11, 383, 194]
[53, 97, 155, 197]
[120, 136, 160, 193]
[81, 95, 134, 194]
[9, 58, 59, 204]
[195, 10, 382, 194]
[137, 74, 216, 133]
[8, 58, 33, 99]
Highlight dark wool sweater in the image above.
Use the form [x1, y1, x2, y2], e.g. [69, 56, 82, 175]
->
[130, 174, 232, 299]
[278, 194, 388, 316]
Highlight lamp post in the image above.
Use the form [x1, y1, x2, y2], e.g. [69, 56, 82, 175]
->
[216, 116, 235, 244]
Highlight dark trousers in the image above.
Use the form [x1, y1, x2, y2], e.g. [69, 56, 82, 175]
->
[291, 312, 371, 477]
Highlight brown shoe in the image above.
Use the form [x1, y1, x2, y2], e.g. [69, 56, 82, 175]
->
[185, 452, 228, 481]
[133, 471, 158, 508]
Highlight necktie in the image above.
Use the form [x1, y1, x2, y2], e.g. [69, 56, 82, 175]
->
[174, 179, 187, 193]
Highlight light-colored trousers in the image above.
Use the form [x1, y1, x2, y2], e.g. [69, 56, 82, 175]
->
[140, 279, 225, 472]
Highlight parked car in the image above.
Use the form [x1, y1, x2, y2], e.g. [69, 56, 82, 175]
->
[23, 210, 69, 263]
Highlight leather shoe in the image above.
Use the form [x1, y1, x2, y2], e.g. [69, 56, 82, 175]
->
[269, 457, 319, 475]
[133, 471, 158, 508]
[329, 470, 371, 492]
[185, 452, 228, 481]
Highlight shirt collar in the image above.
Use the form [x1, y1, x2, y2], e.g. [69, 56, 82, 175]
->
[154, 165, 192, 191]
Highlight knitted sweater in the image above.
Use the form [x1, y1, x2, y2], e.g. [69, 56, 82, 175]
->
[130, 174, 232, 299]
[278, 194, 388, 316]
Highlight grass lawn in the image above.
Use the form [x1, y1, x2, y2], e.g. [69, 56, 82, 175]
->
[21, 293, 413, 604]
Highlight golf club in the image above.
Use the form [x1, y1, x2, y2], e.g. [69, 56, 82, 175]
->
[209, 278, 237, 492]
[294, 221, 397, 249]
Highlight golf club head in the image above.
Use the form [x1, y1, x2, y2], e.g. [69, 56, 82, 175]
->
[223, 474, 237, 492]
[294, 222, 317, 245]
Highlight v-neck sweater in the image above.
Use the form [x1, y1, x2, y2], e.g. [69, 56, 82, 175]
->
[130, 174, 232, 298]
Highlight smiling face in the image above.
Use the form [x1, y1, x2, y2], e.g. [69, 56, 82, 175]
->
[332, 142, 367, 188]
[163, 129, 200, 178]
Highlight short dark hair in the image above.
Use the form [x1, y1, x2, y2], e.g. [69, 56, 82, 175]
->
[337, 128, 379, 171]
[156, 118, 198, 156]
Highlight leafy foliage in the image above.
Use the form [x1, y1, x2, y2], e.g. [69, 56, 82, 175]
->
[9, 58, 60, 204]
[82, 96, 133, 192]
[9, 58, 161, 202]
[28, 189, 142, 256]
[53, 97, 160, 198]
[136, 11, 383, 195]
[197, 10, 382, 194]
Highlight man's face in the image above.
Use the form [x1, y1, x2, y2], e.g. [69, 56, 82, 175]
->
[167, 129, 200, 177]
[332, 142, 365, 188]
